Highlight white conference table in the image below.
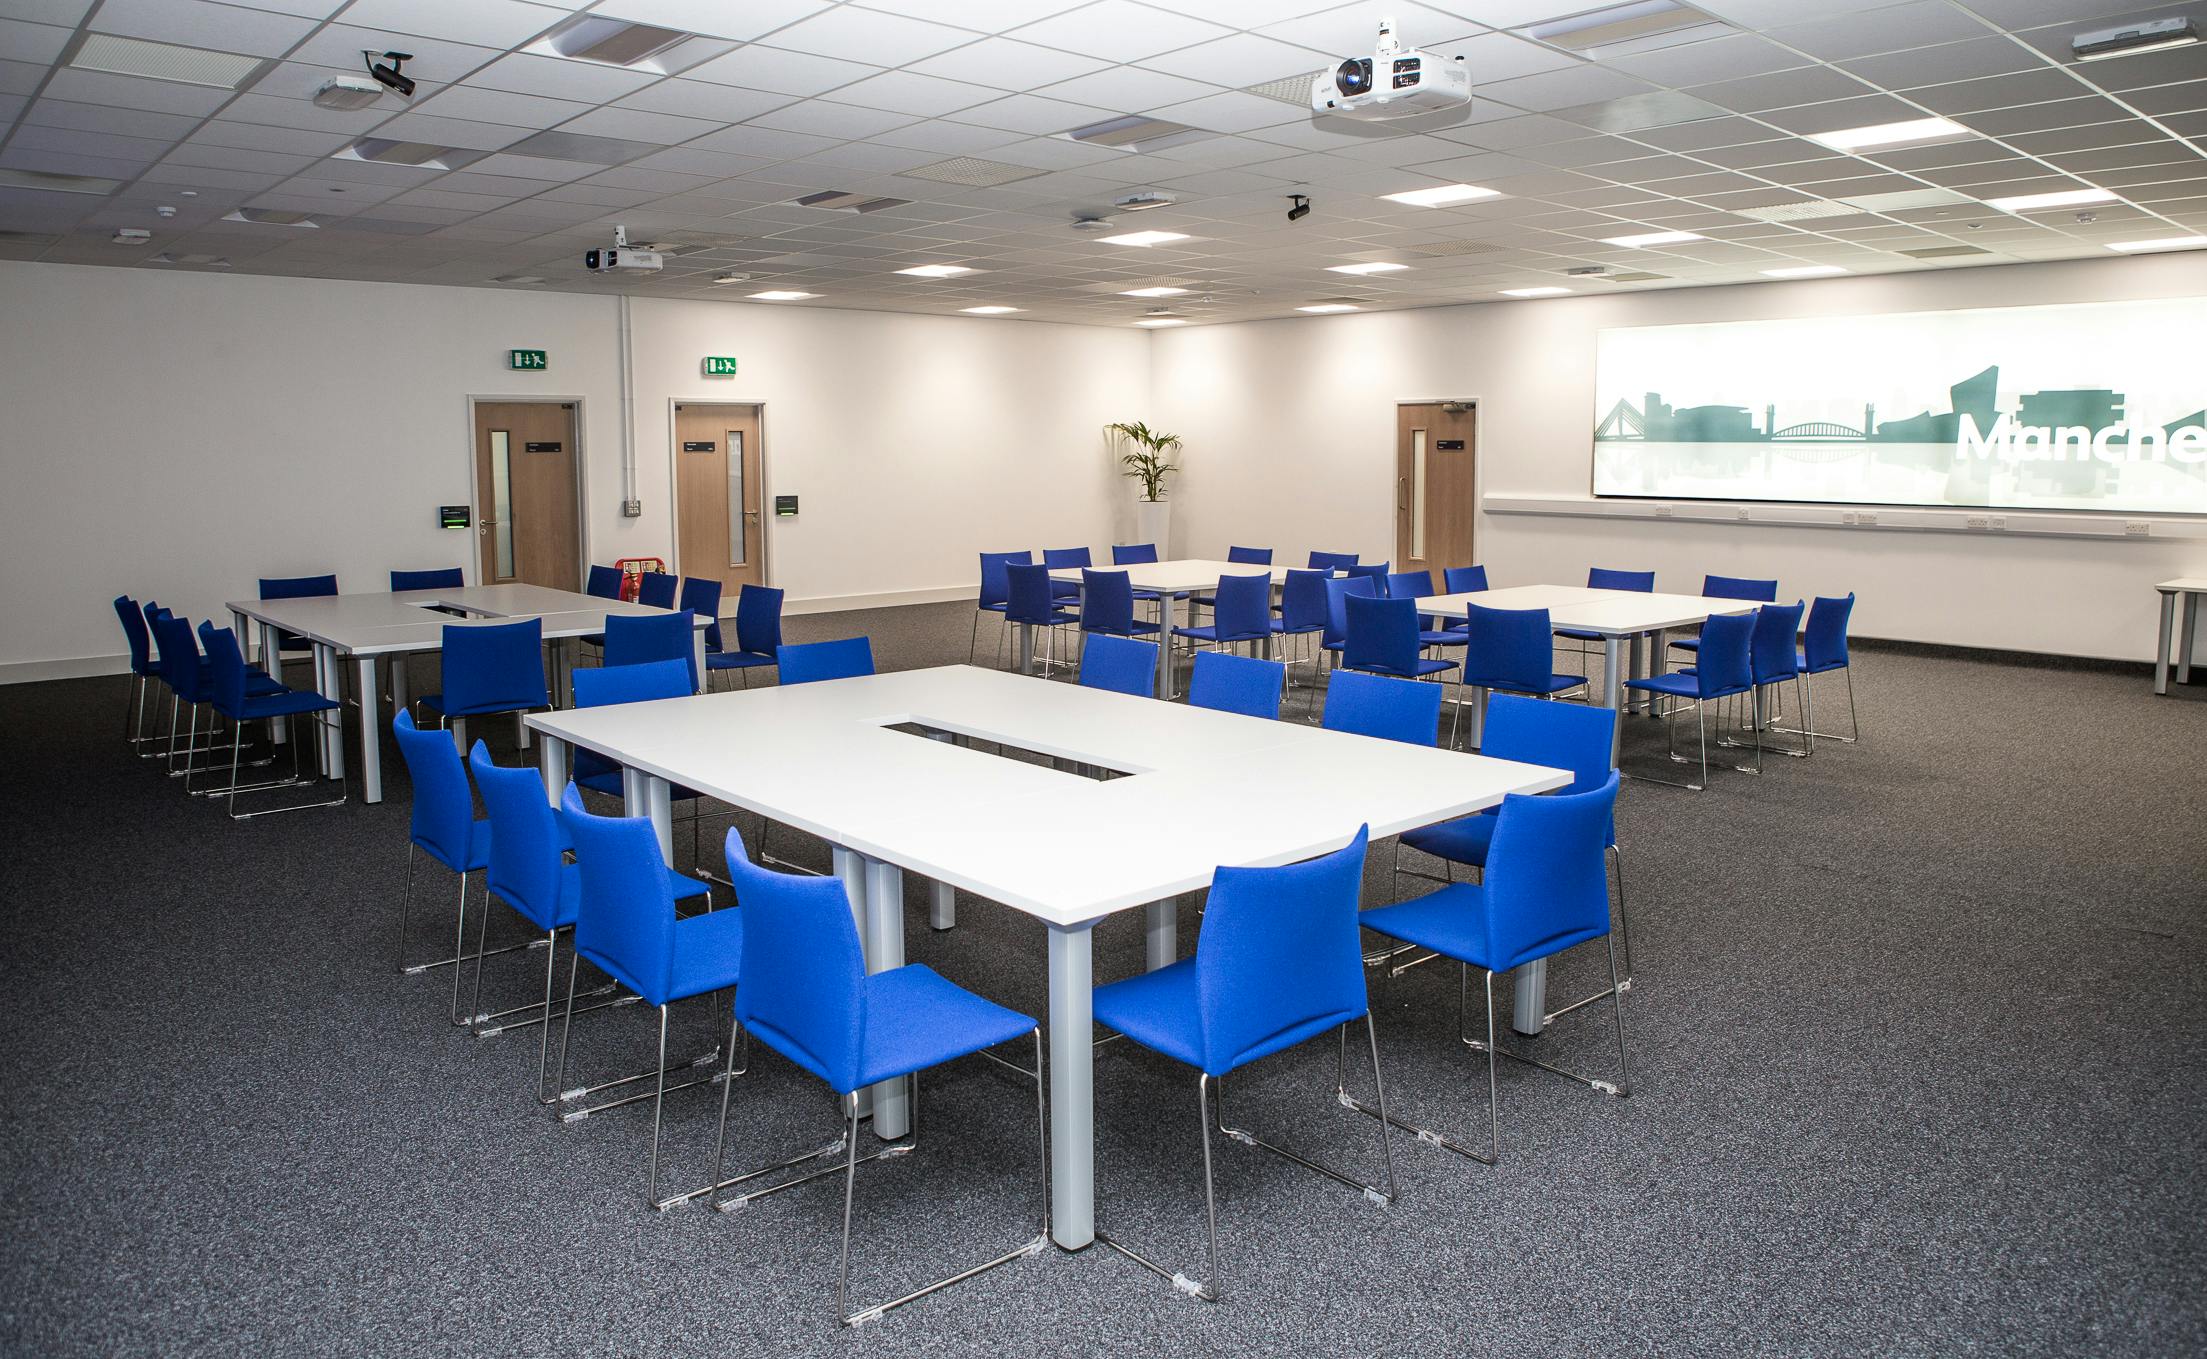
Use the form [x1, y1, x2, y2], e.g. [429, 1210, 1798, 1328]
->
[1421, 584, 1759, 760]
[225, 583, 707, 804]
[524, 664, 1568, 1252]
[2153, 578, 2205, 695]
[1044, 559, 1307, 697]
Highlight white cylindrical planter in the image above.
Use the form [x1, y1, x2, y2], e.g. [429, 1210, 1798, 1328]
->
[1134, 497, 1171, 556]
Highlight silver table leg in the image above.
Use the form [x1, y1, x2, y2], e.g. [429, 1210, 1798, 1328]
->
[538, 733, 568, 801]
[1464, 685, 1487, 749]
[314, 642, 346, 778]
[1603, 635, 1625, 765]
[355, 655, 382, 802]
[1048, 922, 1096, 1250]
[860, 855, 912, 1141]
[691, 627, 709, 694]
[258, 619, 287, 744]
[1155, 592, 1176, 698]
[2181, 593, 2198, 686]
[1145, 898, 1177, 971]
[1511, 962, 1547, 1037]
[624, 767, 673, 865]
[2155, 590, 2176, 695]
[1647, 628, 1667, 715]
[1017, 621, 1037, 676]
[833, 848, 876, 1124]
[925, 730, 958, 930]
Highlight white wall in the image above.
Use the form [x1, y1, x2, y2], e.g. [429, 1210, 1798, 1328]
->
[0, 261, 1146, 678]
[1151, 254, 2207, 661]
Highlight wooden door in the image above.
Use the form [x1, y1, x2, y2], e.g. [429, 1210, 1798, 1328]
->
[674, 403, 765, 597]
[1396, 402, 1478, 577]
[473, 401, 581, 589]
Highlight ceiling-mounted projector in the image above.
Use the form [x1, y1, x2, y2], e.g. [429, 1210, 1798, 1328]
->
[312, 76, 384, 111]
[1311, 17, 1470, 121]
[584, 224, 663, 274]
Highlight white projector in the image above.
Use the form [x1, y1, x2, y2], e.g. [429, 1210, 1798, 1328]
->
[584, 225, 662, 274]
[1311, 17, 1471, 121]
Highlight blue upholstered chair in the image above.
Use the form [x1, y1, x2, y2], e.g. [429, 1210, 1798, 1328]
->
[257, 573, 337, 665]
[1004, 563, 1078, 674]
[570, 658, 728, 882]
[1172, 573, 1273, 657]
[193, 622, 346, 819]
[1308, 550, 1359, 571]
[1091, 826, 1393, 1301]
[707, 826, 1046, 1325]
[1322, 668, 1442, 747]
[971, 551, 1031, 665]
[603, 609, 699, 692]
[1457, 605, 1590, 743]
[390, 568, 464, 591]
[1621, 609, 1753, 790]
[1043, 546, 1090, 601]
[586, 564, 625, 600]
[1668, 574, 1777, 658]
[1079, 568, 1161, 641]
[636, 570, 679, 610]
[391, 709, 493, 988]
[1078, 633, 1158, 698]
[708, 584, 785, 687]
[1774, 592, 1859, 744]
[1356, 774, 1628, 1165]
[413, 617, 549, 744]
[1189, 650, 1284, 720]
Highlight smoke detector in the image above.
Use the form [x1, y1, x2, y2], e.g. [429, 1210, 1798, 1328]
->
[1114, 191, 1175, 212]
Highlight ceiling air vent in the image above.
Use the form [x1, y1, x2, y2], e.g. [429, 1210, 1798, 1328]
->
[1737, 201, 1858, 223]
[1410, 239, 1500, 257]
[1246, 74, 1315, 105]
[1897, 244, 1991, 259]
[65, 32, 271, 89]
[339, 138, 461, 169]
[538, 16, 692, 68]
[223, 208, 319, 227]
[506, 131, 662, 165]
[1524, 1, 1727, 54]
[906, 157, 1046, 187]
[794, 190, 909, 213]
[1061, 116, 1212, 154]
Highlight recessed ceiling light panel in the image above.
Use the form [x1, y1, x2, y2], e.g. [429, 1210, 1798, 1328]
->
[338, 138, 459, 169]
[1500, 286, 1571, 297]
[2106, 235, 2207, 253]
[1601, 230, 1704, 247]
[1061, 116, 1211, 154]
[0, 168, 120, 195]
[1297, 302, 1361, 313]
[794, 189, 909, 214]
[895, 264, 973, 278]
[1121, 286, 1188, 297]
[222, 208, 318, 227]
[1808, 117, 1971, 152]
[962, 305, 1022, 314]
[1382, 183, 1502, 208]
[1097, 230, 1189, 247]
[1760, 265, 1848, 278]
[535, 15, 693, 70]
[1982, 188, 2119, 212]
[1526, 0, 1725, 53]
[748, 290, 816, 301]
[1327, 261, 1408, 275]
[2072, 17, 2199, 61]
[65, 32, 270, 90]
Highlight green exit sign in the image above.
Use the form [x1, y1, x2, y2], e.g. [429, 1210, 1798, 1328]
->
[509, 349, 547, 370]
[702, 356, 738, 376]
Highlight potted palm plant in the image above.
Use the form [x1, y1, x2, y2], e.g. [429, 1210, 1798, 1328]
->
[1105, 420, 1182, 554]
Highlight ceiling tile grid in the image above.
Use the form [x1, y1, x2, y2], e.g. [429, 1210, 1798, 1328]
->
[0, 0, 2201, 318]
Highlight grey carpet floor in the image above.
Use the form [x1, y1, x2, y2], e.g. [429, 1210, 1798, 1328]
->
[3, 602, 2203, 1357]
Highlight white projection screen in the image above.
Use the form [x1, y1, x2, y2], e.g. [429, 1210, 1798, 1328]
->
[1591, 296, 2207, 514]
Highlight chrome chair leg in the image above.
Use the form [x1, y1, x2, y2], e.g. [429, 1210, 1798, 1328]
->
[1343, 967, 1498, 1165]
[1464, 944, 1631, 1100]
[1543, 845, 1633, 1024]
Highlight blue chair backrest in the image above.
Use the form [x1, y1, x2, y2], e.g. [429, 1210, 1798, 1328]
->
[574, 656, 691, 709]
[259, 574, 337, 601]
[559, 786, 676, 1005]
[1588, 567, 1654, 592]
[1112, 543, 1158, 565]
[1689, 611, 1755, 698]
[1704, 574, 1777, 602]
[114, 595, 153, 676]
[1005, 563, 1060, 627]
[1342, 594, 1423, 677]
[393, 710, 476, 869]
[1344, 562, 1390, 585]
[1226, 545, 1272, 565]
[440, 618, 549, 715]
[779, 637, 873, 685]
[1078, 633, 1157, 697]
[1443, 565, 1488, 594]
[1279, 569, 1330, 633]
[1802, 593, 1854, 672]
[629, 572, 672, 609]
[470, 741, 565, 932]
[586, 564, 624, 600]
[1189, 651, 1283, 720]
[1750, 601, 1804, 684]
[571, 658, 692, 788]
[151, 611, 202, 697]
[1384, 569, 1434, 601]
[1460, 604, 1553, 693]
[1483, 694, 1619, 847]
[735, 583, 785, 658]
[195, 622, 253, 716]
[723, 825, 868, 1093]
[680, 577, 723, 652]
[1043, 547, 1091, 570]
[978, 551, 1030, 609]
[1322, 669, 1440, 746]
[1192, 826, 1372, 1076]
[1321, 575, 1381, 650]
[603, 610, 695, 690]
[1079, 568, 1139, 636]
[1482, 773, 1621, 973]
[391, 568, 464, 592]
[1309, 550, 1359, 571]
[1209, 572, 1273, 641]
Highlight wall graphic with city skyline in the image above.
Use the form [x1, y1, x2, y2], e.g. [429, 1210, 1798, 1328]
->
[1592, 295, 2207, 514]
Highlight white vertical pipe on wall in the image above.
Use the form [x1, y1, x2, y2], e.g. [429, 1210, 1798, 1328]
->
[617, 293, 638, 521]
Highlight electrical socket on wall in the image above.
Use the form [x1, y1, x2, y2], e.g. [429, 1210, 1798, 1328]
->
[622, 499, 642, 517]
[2124, 521, 2150, 537]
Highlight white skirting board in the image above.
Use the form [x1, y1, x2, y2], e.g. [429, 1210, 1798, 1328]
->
[1482, 494, 2207, 541]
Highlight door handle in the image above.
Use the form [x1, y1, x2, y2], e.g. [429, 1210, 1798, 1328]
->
[743, 511, 760, 521]
[1397, 477, 1408, 510]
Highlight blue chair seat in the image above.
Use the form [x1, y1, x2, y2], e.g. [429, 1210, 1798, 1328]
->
[1027, 608, 1080, 627]
[1171, 624, 1265, 645]
[1353, 656, 1457, 680]
[1419, 629, 1467, 648]
[1796, 649, 1843, 675]
[416, 691, 526, 718]
[1622, 671, 1704, 699]
[1102, 619, 1162, 637]
[1272, 619, 1323, 636]
[705, 649, 776, 671]
[236, 687, 342, 721]
[1667, 637, 1702, 653]
[1091, 959, 1205, 1069]
[1361, 883, 1606, 975]
[843, 965, 1035, 1091]
[1399, 812, 1497, 865]
[978, 601, 1011, 615]
[1555, 627, 1603, 641]
[1467, 670, 1583, 695]
[666, 904, 744, 998]
[419, 818, 492, 874]
[503, 851, 701, 937]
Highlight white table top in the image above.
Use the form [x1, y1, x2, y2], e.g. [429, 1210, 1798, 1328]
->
[2156, 578, 2207, 593]
[527, 665, 1569, 928]
[226, 584, 700, 656]
[1420, 583, 1759, 635]
[1048, 558, 1306, 591]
